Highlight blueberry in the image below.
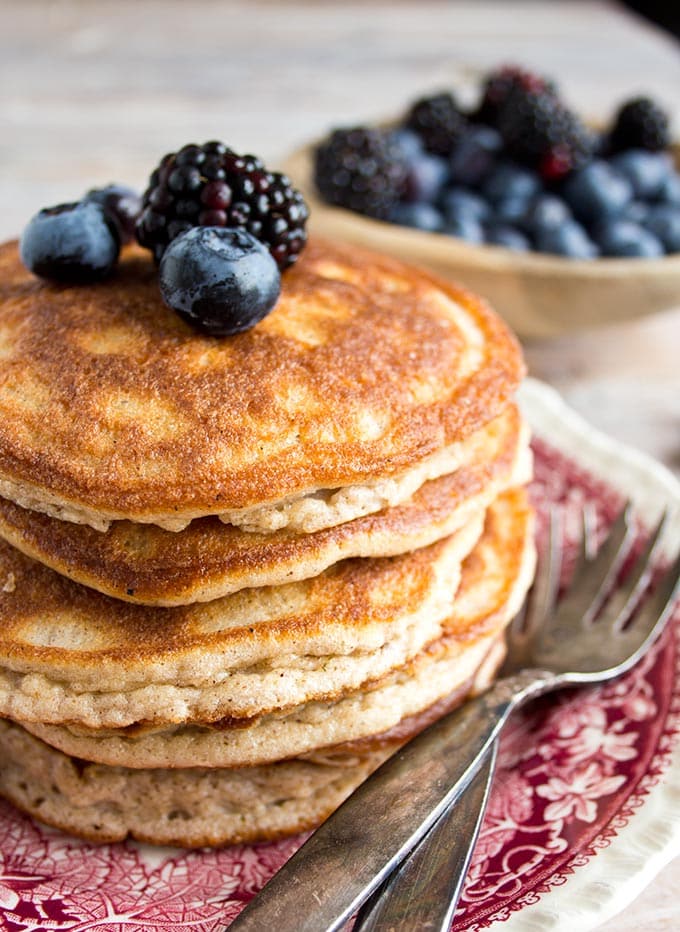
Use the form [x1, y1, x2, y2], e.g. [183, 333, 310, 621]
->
[523, 194, 572, 234]
[645, 204, 680, 252]
[448, 125, 502, 187]
[85, 184, 141, 244]
[482, 162, 542, 204]
[439, 187, 491, 224]
[444, 214, 484, 244]
[440, 185, 491, 220]
[20, 201, 120, 283]
[562, 160, 632, 223]
[609, 150, 672, 199]
[620, 200, 650, 225]
[389, 127, 424, 161]
[595, 219, 664, 257]
[159, 227, 281, 336]
[484, 223, 530, 251]
[657, 171, 680, 206]
[390, 201, 444, 232]
[535, 220, 598, 259]
[403, 152, 450, 203]
[493, 195, 531, 225]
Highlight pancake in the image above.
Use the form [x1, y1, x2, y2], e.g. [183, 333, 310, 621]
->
[0, 237, 523, 531]
[0, 405, 530, 604]
[0, 634, 507, 848]
[0, 504, 497, 730]
[18, 488, 535, 768]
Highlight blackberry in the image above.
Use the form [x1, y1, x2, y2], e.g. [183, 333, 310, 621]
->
[609, 97, 670, 153]
[405, 93, 468, 156]
[313, 127, 408, 219]
[135, 142, 308, 270]
[498, 88, 593, 180]
[474, 65, 556, 127]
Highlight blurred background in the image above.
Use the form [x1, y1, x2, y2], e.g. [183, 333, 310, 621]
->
[2, 0, 679, 477]
[2, 0, 679, 236]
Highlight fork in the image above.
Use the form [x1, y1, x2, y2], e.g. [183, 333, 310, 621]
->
[228, 503, 680, 932]
[351, 506, 608, 931]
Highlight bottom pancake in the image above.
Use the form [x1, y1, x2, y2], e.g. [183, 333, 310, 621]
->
[0, 635, 507, 848]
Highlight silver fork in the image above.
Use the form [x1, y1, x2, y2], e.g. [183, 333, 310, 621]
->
[351, 505, 619, 931]
[228, 503, 680, 932]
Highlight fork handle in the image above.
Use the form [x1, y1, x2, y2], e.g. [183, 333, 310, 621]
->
[353, 741, 498, 932]
[228, 669, 556, 932]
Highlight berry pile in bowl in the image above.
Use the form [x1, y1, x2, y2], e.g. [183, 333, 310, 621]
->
[283, 65, 680, 338]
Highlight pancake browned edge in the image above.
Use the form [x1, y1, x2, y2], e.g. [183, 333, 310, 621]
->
[0, 237, 524, 531]
[0, 490, 535, 847]
[20, 488, 536, 770]
[0, 405, 530, 604]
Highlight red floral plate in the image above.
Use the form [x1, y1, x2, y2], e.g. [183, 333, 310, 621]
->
[0, 379, 678, 932]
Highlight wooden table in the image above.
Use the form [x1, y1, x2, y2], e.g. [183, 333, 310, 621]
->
[1, 1, 679, 928]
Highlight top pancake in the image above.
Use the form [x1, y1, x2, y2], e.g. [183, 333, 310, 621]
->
[0, 237, 523, 529]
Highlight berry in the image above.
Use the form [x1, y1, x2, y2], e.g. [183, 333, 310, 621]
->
[595, 219, 663, 257]
[439, 187, 491, 224]
[620, 201, 650, 225]
[474, 65, 556, 127]
[314, 127, 407, 220]
[645, 205, 680, 252]
[159, 227, 281, 336]
[482, 162, 542, 204]
[85, 184, 141, 244]
[609, 150, 672, 199]
[448, 125, 502, 186]
[389, 202, 444, 232]
[405, 93, 468, 156]
[658, 172, 680, 206]
[523, 193, 572, 234]
[389, 128, 424, 160]
[535, 220, 598, 259]
[403, 152, 449, 203]
[444, 214, 484, 244]
[497, 87, 593, 179]
[609, 97, 670, 153]
[494, 195, 532, 226]
[20, 201, 120, 283]
[562, 161, 633, 224]
[137, 142, 308, 269]
[484, 222, 530, 251]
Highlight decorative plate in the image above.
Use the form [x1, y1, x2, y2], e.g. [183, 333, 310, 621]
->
[0, 378, 679, 932]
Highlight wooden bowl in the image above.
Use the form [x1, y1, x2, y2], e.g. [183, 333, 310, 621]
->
[283, 142, 680, 340]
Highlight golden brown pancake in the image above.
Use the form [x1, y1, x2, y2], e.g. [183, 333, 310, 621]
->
[0, 405, 530, 604]
[0, 507, 491, 731]
[0, 237, 523, 530]
[15, 488, 535, 768]
[0, 500, 530, 848]
[0, 635, 505, 848]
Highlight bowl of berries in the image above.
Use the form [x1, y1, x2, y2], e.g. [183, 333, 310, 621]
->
[284, 66, 680, 338]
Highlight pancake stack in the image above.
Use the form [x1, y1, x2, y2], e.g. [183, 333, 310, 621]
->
[0, 236, 534, 847]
